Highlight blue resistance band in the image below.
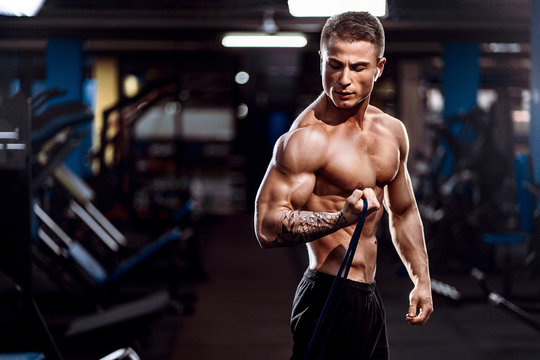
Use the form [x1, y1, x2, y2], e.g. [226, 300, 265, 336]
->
[304, 198, 368, 360]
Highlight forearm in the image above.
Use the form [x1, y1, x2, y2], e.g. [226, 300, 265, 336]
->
[390, 209, 430, 285]
[266, 209, 348, 248]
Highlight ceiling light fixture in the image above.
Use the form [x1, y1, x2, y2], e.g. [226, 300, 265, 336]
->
[222, 33, 307, 48]
[484, 43, 522, 53]
[262, 9, 279, 35]
[0, 0, 46, 17]
[288, 0, 387, 17]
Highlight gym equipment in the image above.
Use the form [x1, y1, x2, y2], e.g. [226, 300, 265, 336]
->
[30, 89, 94, 190]
[31, 102, 93, 150]
[305, 199, 368, 360]
[483, 153, 538, 297]
[55, 163, 127, 249]
[471, 268, 540, 333]
[1, 87, 202, 359]
[0, 92, 63, 359]
[33, 201, 181, 292]
[30, 91, 126, 254]
[91, 80, 190, 225]
[0, 348, 141, 360]
[29, 89, 198, 291]
[416, 107, 517, 272]
[99, 347, 139, 360]
[430, 278, 462, 303]
[93, 80, 179, 177]
[35, 152, 194, 271]
[65, 290, 171, 338]
[20, 89, 190, 357]
[0, 88, 193, 359]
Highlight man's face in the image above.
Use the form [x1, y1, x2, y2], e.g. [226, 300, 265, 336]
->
[320, 39, 385, 109]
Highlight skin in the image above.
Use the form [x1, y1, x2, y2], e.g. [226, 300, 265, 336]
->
[254, 38, 433, 325]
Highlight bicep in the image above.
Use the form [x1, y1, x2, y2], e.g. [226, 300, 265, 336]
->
[255, 164, 316, 244]
[259, 165, 316, 210]
[255, 128, 326, 242]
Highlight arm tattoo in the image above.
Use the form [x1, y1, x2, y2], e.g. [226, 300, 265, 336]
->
[271, 210, 348, 247]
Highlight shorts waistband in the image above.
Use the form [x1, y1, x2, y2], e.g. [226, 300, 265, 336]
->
[302, 268, 376, 293]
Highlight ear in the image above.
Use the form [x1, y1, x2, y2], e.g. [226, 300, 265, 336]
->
[374, 68, 381, 82]
[374, 57, 386, 81]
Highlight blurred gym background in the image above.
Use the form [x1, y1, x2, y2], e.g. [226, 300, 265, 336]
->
[0, 0, 539, 359]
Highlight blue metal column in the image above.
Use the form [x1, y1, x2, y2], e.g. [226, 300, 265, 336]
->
[46, 39, 83, 104]
[531, 1, 540, 183]
[443, 42, 479, 119]
[45, 39, 91, 177]
[439, 42, 479, 177]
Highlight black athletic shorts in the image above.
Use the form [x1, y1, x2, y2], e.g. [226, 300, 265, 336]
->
[290, 269, 389, 360]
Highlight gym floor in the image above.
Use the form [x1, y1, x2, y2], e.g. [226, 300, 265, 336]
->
[169, 212, 540, 360]
[28, 211, 540, 359]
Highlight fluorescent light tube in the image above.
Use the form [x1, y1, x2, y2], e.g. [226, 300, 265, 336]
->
[288, 0, 387, 17]
[222, 33, 307, 48]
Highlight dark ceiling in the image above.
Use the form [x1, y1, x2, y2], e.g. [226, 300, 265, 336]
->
[0, 0, 532, 54]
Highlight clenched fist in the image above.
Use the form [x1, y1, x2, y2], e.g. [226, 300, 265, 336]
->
[342, 188, 380, 225]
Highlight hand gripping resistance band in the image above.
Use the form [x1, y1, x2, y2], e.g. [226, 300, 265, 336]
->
[304, 198, 368, 360]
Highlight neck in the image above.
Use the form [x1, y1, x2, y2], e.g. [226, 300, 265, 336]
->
[321, 93, 370, 129]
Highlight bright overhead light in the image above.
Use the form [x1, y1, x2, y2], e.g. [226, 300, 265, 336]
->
[235, 71, 250, 85]
[222, 33, 307, 48]
[288, 0, 387, 17]
[484, 43, 522, 53]
[0, 0, 46, 16]
[237, 103, 249, 119]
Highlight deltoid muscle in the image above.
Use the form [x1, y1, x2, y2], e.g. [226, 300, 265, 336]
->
[273, 210, 348, 246]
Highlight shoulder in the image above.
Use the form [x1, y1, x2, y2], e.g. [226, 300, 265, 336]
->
[367, 105, 408, 151]
[273, 114, 329, 174]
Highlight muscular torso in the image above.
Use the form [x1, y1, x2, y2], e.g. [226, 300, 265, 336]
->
[289, 102, 402, 283]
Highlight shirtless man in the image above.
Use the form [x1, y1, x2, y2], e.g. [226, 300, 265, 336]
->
[254, 11, 433, 359]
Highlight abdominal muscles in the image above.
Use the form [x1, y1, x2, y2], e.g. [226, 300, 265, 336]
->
[304, 193, 383, 283]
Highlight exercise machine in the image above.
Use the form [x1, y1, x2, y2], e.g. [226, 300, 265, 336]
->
[0, 92, 62, 359]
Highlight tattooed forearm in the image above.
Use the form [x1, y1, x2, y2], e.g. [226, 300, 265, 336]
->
[270, 210, 348, 247]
